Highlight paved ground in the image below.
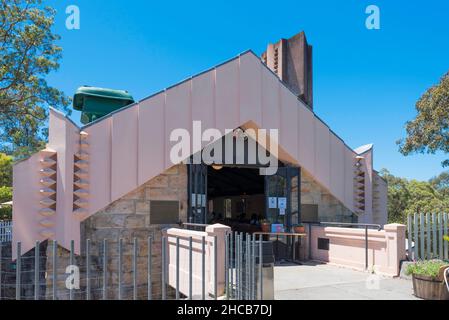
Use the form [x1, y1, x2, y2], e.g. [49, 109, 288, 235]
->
[274, 262, 419, 300]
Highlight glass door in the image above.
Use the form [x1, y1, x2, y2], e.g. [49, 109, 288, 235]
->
[188, 163, 208, 224]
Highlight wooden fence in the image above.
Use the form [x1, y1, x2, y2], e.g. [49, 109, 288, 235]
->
[407, 213, 448, 261]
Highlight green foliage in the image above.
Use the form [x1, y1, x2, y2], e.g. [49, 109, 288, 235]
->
[0, 152, 12, 186]
[398, 71, 449, 167]
[0, 206, 12, 220]
[429, 171, 449, 197]
[406, 260, 448, 278]
[0, 186, 12, 203]
[0, 0, 70, 159]
[379, 169, 449, 224]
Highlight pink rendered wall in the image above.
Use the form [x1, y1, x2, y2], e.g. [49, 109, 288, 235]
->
[307, 223, 406, 276]
[13, 51, 382, 254]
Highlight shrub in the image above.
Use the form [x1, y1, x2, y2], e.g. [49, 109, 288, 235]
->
[406, 260, 448, 278]
[0, 206, 12, 221]
[0, 186, 12, 203]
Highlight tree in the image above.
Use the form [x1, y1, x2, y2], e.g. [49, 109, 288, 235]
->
[0, 152, 13, 186]
[0, 0, 70, 159]
[429, 171, 449, 197]
[398, 71, 449, 167]
[379, 169, 449, 224]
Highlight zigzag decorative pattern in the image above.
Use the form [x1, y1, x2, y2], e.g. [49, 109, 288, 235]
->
[38, 150, 57, 238]
[73, 131, 89, 219]
[353, 156, 365, 215]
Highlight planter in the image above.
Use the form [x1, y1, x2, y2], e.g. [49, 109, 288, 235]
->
[261, 223, 271, 233]
[293, 226, 305, 233]
[412, 272, 449, 300]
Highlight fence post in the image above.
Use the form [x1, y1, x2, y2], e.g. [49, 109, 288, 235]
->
[103, 239, 107, 300]
[201, 236, 205, 300]
[426, 213, 431, 259]
[432, 213, 437, 259]
[69, 240, 74, 300]
[0, 243, 2, 300]
[413, 213, 419, 259]
[189, 236, 193, 300]
[214, 235, 217, 300]
[225, 233, 229, 300]
[176, 236, 180, 300]
[161, 236, 166, 300]
[52, 240, 57, 300]
[407, 215, 412, 260]
[147, 236, 152, 300]
[16, 242, 21, 300]
[86, 239, 91, 300]
[365, 226, 368, 270]
[34, 240, 40, 300]
[443, 212, 449, 260]
[259, 235, 263, 300]
[439, 213, 444, 259]
[420, 213, 425, 260]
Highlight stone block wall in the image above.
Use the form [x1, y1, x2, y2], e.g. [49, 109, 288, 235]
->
[301, 170, 355, 223]
[43, 164, 187, 300]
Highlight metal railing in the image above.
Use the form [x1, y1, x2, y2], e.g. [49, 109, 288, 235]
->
[306, 221, 382, 270]
[0, 231, 264, 300]
[0, 221, 12, 242]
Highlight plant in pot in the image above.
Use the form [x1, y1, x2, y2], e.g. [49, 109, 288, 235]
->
[260, 219, 271, 232]
[292, 224, 305, 233]
[406, 260, 449, 300]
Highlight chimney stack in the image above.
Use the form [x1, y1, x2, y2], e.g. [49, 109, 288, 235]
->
[261, 31, 313, 108]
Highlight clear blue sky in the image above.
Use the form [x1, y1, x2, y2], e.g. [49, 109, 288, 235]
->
[45, 0, 449, 181]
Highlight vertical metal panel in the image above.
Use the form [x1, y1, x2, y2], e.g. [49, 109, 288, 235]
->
[34, 240, 40, 300]
[432, 213, 437, 258]
[225, 233, 229, 300]
[133, 237, 138, 300]
[118, 238, 123, 300]
[426, 213, 431, 259]
[161, 236, 166, 300]
[414, 213, 419, 259]
[230, 232, 234, 299]
[443, 212, 449, 260]
[189, 236, 193, 300]
[246, 233, 250, 300]
[201, 236, 205, 300]
[439, 213, 444, 259]
[86, 239, 91, 300]
[235, 233, 240, 300]
[214, 235, 218, 300]
[103, 239, 108, 300]
[52, 240, 57, 300]
[420, 213, 425, 259]
[407, 214, 413, 260]
[70, 240, 74, 300]
[176, 236, 180, 300]
[16, 242, 21, 300]
[147, 236, 152, 300]
[259, 235, 263, 300]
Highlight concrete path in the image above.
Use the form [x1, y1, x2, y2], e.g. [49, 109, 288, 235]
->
[274, 262, 419, 300]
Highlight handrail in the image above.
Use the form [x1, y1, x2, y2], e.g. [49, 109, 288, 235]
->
[305, 221, 383, 270]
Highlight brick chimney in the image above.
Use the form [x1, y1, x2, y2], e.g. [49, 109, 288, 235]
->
[261, 31, 313, 108]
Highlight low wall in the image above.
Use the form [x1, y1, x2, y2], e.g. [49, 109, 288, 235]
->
[165, 224, 230, 298]
[305, 223, 406, 276]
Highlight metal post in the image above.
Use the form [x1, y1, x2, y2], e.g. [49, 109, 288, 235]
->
[161, 236, 166, 300]
[103, 239, 107, 300]
[16, 242, 21, 300]
[147, 236, 152, 300]
[52, 240, 57, 300]
[214, 235, 217, 300]
[202, 236, 205, 300]
[414, 213, 419, 259]
[189, 236, 193, 300]
[252, 233, 256, 300]
[407, 215, 413, 260]
[176, 236, 180, 300]
[230, 232, 233, 299]
[239, 233, 243, 300]
[118, 238, 123, 300]
[246, 233, 250, 300]
[70, 240, 74, 300]
[235, 233, 239, 300]
[225, 233, 229, 300]
[432, 213, 437, 258]
[365, 226, 368, 270]
[133, 237, 138, 300]
[34, 240, 40, 300]
[86, 239, 91, 300]
[259, 235, 263, 300]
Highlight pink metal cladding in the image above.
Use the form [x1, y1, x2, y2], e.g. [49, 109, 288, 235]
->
[12, 51, 387, 255]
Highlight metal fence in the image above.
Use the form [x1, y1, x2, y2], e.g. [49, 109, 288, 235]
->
[0, 231, 264, 300]
[0, 221, 12, 242]
[407, 213, 449, 261]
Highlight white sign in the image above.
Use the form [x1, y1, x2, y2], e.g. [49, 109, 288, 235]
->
[201, 194, 206, 207]
[191, 194, 196, 207]
[268, 197, 277, 209]
[278, 197, 287, 210]
[279, 208, 286, 216]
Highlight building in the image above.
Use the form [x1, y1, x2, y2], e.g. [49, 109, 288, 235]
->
[12, 31, 387, 257]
